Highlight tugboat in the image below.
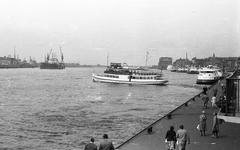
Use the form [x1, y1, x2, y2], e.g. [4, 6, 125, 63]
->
[40, 47, 65, 69]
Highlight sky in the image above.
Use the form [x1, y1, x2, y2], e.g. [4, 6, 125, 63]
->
[0, 0, 239, 65]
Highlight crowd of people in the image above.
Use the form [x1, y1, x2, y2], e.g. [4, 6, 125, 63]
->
[164, 84, 224, 150]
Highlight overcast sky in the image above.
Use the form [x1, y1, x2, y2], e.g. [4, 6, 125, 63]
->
[0, 0, 239, 65]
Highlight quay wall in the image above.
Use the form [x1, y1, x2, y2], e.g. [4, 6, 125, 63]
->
[116, 81, 220, 150]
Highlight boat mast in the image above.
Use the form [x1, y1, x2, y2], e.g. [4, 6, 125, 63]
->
[59, 46, 64, 62]
[14, 46, 16, 59]
[145, 51, 149, 66]
[107, 52, 109, 66]
[46, 49, 52, 62]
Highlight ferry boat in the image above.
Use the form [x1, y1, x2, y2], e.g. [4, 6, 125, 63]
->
[92, 63, 168, 85]
[167, 65, 177, 72]
[176, 67, 188, 73]
[187, 66, 199, 74]
[196, 66, 222, 84]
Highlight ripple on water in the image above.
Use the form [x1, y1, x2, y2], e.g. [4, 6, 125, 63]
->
[0, 69, 201, 150]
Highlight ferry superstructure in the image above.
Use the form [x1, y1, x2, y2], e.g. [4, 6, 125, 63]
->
[92, 63, 168, 85]
[196, 66, 222, 84]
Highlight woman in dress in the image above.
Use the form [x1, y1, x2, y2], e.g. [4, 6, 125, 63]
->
[212, 112, 219, 138]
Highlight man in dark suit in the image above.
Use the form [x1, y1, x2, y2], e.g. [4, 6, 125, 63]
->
[99, 134, 115, 150]
[84, 137, 97, 150]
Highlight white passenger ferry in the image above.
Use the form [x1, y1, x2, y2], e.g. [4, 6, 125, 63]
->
[196, 66, 223, 84]
[187, 66, 199, 74]
[92, 63, 168, 85]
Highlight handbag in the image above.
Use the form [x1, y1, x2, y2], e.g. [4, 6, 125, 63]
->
[197, 124, 200, 131]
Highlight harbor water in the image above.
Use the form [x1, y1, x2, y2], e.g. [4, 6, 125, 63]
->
[0, 68, 202, 150]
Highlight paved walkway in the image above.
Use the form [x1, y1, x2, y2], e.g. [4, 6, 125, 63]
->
[117, 80, 240, 150]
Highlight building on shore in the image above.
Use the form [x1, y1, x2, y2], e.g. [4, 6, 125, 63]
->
[173, 53, 239, 72]
[158, 57, 172, 70]
[217, 67, 240, 124]
[173, 57, 191, 68]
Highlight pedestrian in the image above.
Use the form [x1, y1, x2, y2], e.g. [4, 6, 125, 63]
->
[165, 126, 177, 150]
[84, 137, 97, 150]
[213, 88, 218, 96]
[203, 86, 208, 95]
[211, 94, 217, 108]
[202, 94, 209, 109]
[199, 110, 207, 136]
[212, 112, 219, 138]
[99, 134, 115, 150]
[176, 125, 190, 150]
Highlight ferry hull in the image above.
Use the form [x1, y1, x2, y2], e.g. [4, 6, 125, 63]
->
[187, 71, 199, 74]
[196, 79, 217, 84]
[92, 74, 168, 85]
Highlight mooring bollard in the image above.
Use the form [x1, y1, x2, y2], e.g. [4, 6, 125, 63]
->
[147, 126, 153, 134]
[167, 114, 172, 119]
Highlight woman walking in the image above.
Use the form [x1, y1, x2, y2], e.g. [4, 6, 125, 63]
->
[212, 112, 219, 138]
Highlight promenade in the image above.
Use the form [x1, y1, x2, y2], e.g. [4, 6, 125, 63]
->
[117, 80, 240, 150]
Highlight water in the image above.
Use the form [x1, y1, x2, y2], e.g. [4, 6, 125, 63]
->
[0, 68, 203, 150]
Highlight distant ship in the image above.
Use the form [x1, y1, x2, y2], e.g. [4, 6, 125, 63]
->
[40, 47, 65, 69]
[187, 66, 199, 74]
[0, 48, 38, 69]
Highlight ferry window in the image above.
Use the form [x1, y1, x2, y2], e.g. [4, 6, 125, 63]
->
[140, 77, 142, 79]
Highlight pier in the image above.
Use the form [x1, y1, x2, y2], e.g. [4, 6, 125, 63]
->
[116, 73, 240, 150]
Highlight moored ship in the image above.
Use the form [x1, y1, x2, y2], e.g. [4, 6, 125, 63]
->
[40, 48, 65, 69]
[196, 65, 223, 84]
[0, 51, 38, 69]
[187, 66, 199, 74]
[92, 63, 168, 85]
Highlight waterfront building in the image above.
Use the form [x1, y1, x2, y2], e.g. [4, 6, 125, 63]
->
[158, 57, 172, 70]
[181, 55, 239, 72]
[173, 58, 191, 68]
[218, 67, 240, 123]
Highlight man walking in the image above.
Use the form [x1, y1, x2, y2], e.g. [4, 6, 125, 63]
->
[176, 125, 190, 150]
[202, 94, 209, 109]
[199, 110, 207, 136]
